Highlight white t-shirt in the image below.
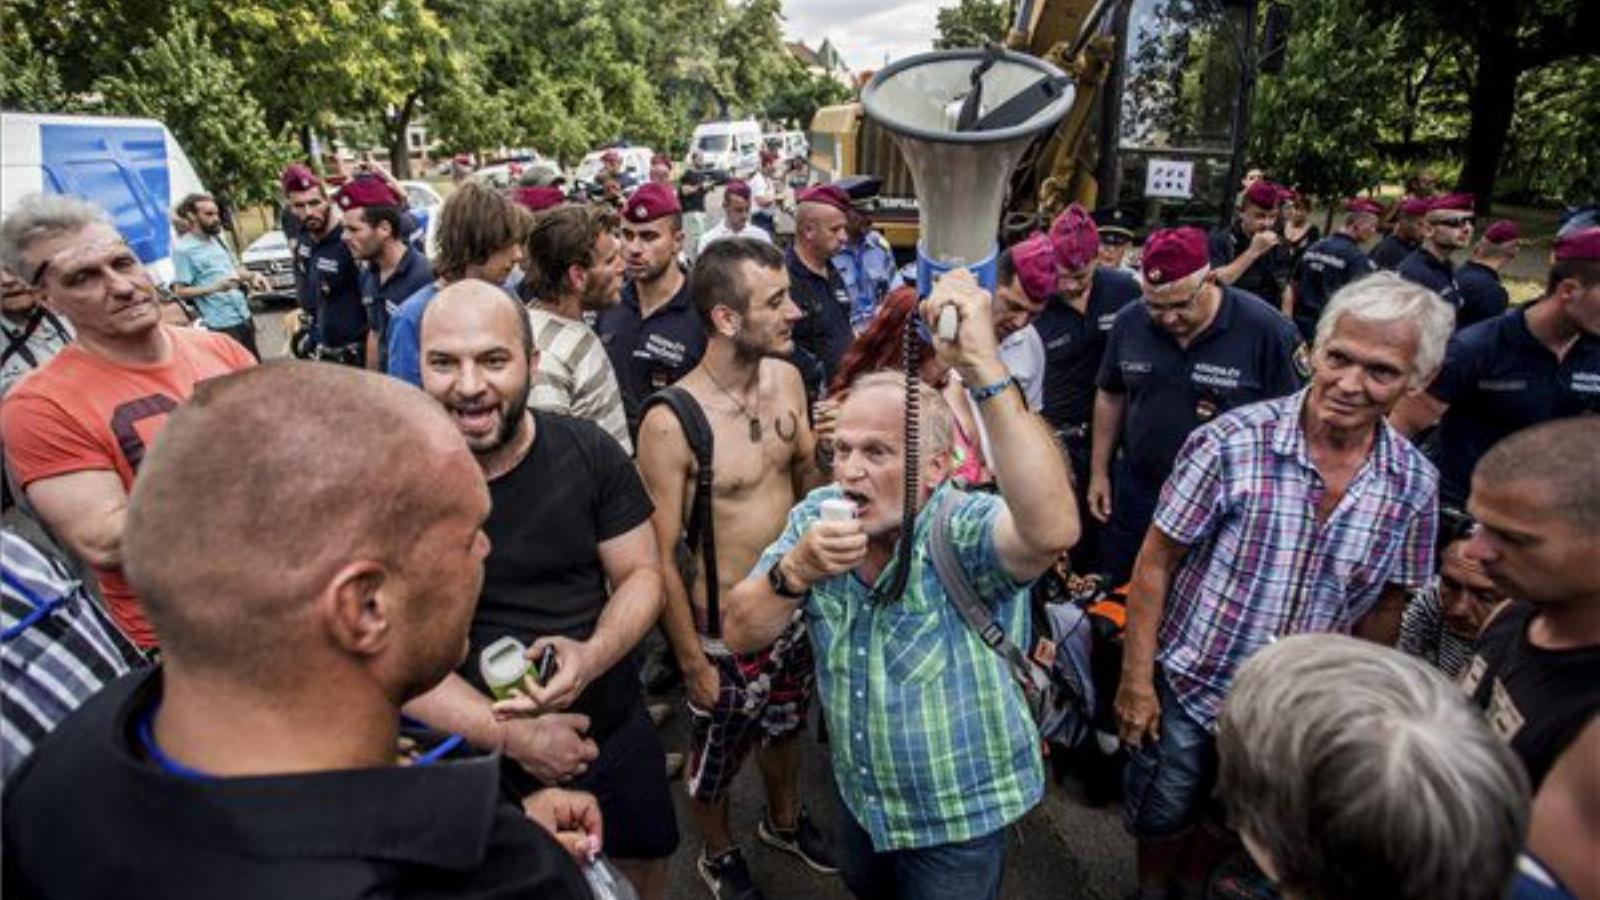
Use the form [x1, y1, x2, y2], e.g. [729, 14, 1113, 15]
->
[698, 221, 775, 255]
[748, 171, 776, 207]
[999, 324, 1045, 412]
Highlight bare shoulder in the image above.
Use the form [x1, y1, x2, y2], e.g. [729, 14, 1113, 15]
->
[637, 401, 693, 467]
[761, 357, 808, 406]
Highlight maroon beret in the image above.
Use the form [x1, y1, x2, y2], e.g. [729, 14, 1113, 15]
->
[1482, 220, 1519, 244]
[1049, 203, 1099, 270]
[1242, 179, 1285, 210]
[724, 179, 751, 200]
[511, 185, 566, 213]
[1344, 198, 1384, 217]
[1141, 227, 1211, 285]
[1428, 192, 1475, 215]
[280, 163, 320, 194]
[334, 176, 400, 211]
[1399, 197, 1432, 217]
[621, 182, 681, 223]
[796, 184, 852, 215]
[760, 148, 779, 163]
[1010, 233, 1056, 303]
[1553, 227, 1600, 262]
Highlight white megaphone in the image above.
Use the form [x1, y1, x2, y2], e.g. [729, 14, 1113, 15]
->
[862, 48, 1074, 299]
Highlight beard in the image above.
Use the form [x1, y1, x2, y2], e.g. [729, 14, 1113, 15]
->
[202, 220, 224, 237]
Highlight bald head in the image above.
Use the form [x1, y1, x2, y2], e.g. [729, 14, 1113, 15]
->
[125, 363, 477, 675]
[1474, 417, 1600, 529]
[422, 278, 532, 359]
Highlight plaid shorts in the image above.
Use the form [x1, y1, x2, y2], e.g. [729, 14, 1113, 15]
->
[686, 613, 814, 802]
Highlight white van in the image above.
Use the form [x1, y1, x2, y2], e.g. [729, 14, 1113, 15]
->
[687, 120, 763, 178]
[1, 111, 206, 285]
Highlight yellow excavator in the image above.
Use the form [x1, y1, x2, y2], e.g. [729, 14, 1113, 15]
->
[809, 0, 1287, 256]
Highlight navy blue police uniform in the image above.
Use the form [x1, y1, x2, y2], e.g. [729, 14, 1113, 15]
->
[1453, 260, 1511, 331]
[1397, 247, 1466, 320]
[1369, 233, 1418, 271]
[785, 246, 854, 399]
[296, 223, 367, 364]
[1035, 266, 1142, 573]
[1427, 307, 1600, 508]
[1095, 287, 1306, 582]
[360, 244, 433, 373]
[1292, 232, 1376, 342]
[596, 275, 706, 435]
[1208, 225, 1288, 306]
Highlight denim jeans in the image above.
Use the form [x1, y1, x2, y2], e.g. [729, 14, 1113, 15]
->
[1122, 668, 1219, 839]
[835, 803, 1008, 900]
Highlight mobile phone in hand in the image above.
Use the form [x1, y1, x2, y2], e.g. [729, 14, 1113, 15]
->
[533, 645, 559, 686]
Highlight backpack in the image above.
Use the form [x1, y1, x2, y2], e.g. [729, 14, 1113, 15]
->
[926, 489, 1098, 749]
[640, 386, 723, 638]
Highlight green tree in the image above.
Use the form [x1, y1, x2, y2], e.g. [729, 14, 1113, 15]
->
[1248, 0, 1403, 211]
[96, 17, 291, 208]
[764, 60, 852, 130]
[1354, 0, 1599, 209]
[0, 19, 78, 113]
[935, 0, 1009, 50]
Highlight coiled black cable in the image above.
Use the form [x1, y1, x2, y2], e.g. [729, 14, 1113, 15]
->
[873, 308, 921, 605]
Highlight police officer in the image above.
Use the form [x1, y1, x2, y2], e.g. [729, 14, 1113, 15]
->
[284, 166, 367, 366]
[787, 184, 854, 398]
[1370, 196, 1430, 271]
[1209, 179, 1291, 307]
[336, 177, 434, 373]
[1288, 197, 1382, 342]
[1398, 192, 1474, 320]
[1088, 227, 1305, 583]
[1391, 227, 1600, 509]
[596, 182, 704, 432]
[830, 175, 895, 332]
[1034, 205, 1142, 573]
[1093, 207, 1139, 273]
[1455, 219, 1518, 330]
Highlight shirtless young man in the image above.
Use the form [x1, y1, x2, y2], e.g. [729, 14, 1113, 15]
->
[636, 238, 834, 900]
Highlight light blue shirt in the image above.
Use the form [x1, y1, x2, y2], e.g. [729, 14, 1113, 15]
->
[171, 234, 252, 328]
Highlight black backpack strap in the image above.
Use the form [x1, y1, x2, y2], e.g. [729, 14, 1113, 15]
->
[641, 386, 721, 637]
[0, 309, 51, 370]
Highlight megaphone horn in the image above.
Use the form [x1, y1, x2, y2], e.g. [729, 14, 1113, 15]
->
[862, 48, 1074, 296]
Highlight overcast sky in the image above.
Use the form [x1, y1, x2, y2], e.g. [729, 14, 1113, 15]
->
[783, 0, 942, 74]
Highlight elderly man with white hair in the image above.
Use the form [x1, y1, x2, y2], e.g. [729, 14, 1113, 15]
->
[1112, 270, 1454, 899]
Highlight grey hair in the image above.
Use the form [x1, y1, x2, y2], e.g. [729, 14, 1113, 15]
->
[0, 192, 114, 279]
[1218, 634, 1529, 900]
[848, 370, 953, 458]
[1313, 272, 1454, 385]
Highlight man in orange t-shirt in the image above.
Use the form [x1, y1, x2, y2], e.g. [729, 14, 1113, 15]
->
[0, 194, 255, 647]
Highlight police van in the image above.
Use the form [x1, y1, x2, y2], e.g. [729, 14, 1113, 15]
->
[1, 111, 205, 285]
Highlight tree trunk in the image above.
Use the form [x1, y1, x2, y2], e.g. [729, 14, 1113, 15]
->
[387, 92, 421, 180]
[1456, 4, 1521, 213]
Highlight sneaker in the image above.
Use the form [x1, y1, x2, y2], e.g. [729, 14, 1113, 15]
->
[756, 808, 838, 874]
[697, 847, 765, 900]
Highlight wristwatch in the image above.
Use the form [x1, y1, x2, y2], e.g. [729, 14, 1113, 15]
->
[767, 555, 806, 600]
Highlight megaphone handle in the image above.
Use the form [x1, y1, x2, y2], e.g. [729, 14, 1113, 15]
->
[937, 305, 960, 343]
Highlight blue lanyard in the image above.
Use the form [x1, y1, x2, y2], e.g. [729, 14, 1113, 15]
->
[0, 569, 72, 642]
[136, 703, 465, 778]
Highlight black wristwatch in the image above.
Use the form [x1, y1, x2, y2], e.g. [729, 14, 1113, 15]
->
[767, 555, 806, 600]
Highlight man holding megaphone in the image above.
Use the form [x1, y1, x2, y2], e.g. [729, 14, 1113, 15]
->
[723, 269, 1078, 900]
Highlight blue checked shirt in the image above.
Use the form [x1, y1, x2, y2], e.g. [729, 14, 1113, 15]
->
[1153, 390, 1438, 728]
[753, 484, 1044, 851]
[2, 529, 146, 779]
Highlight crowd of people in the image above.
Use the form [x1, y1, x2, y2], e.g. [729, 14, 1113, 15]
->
[0, 147, 1596, 900]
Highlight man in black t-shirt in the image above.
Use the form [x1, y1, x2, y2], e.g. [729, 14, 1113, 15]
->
[419, 279, 678, 900]
[1457, 418, 1600, 898]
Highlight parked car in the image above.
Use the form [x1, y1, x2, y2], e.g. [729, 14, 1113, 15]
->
[398, 179, 442, 254]
[690, 120, 763, 178]
[240, 230, 296, 306]
[765, 130, 808, 165]
[574, 147, 654, 186]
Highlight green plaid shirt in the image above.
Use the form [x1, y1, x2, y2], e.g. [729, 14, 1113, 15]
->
[753, 483, 1043, 850]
